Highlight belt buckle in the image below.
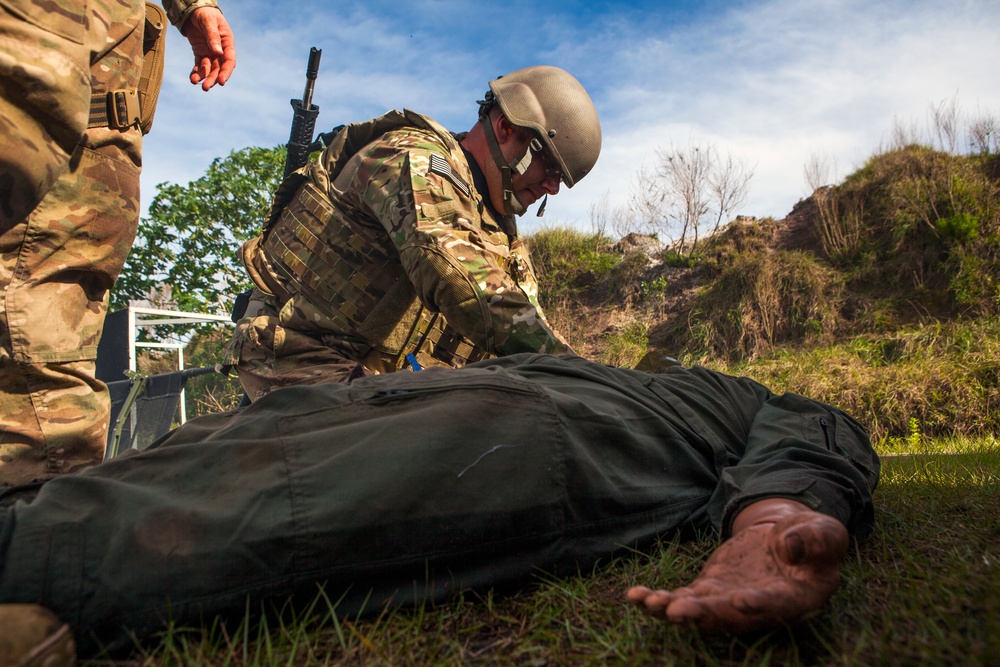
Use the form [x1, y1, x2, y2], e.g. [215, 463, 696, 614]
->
[107, 90, 141, 130]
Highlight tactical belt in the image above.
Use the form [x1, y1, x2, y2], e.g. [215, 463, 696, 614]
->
[89, 90, 142, 131]
[87, 2, 167, 134]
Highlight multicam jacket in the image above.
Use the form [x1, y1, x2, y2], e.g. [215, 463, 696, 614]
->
[240, 109, 571, 373]
[161, 0, 220, 29]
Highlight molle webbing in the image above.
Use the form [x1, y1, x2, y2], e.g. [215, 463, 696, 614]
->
[259, 182, 489, 371]
[262, 111, 424, 241]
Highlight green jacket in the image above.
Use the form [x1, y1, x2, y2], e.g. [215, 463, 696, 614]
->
[0, 354, 879, 655]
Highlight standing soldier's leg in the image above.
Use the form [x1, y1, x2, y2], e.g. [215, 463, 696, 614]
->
[0, 0, 145, 485]
[0, 0, 91, 226]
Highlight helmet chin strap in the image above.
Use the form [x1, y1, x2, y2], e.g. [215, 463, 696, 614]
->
[481, 115, 528, 216]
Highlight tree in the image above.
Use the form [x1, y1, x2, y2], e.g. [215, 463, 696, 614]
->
[708, 151, 755, 235]
[111, 145, 285, 316]
[658, 143, 712, 252]
[628, 141, 754, 256]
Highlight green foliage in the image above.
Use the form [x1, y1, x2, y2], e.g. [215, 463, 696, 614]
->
[936, 211, 980, 242]
[640, 276, 668, 301]
[947, 251, 998, 307]
[600, 321, 649, 368]
[712, 318, 1000, 442]
[659, 248, 697, 267]
[823, 145, 1000, 317]
[525, 226, 620, 303]
[112, 145, 285, 316]
[905, 416, 922, 451]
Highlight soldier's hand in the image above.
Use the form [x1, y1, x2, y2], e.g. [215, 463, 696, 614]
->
[183, 7, 236, 91]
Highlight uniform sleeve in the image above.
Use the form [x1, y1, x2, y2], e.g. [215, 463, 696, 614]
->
[354, 134, 572, 356]
[696, 370, 880, 540]
[161, 0, 220, 30]
[650, 366, 879, 540]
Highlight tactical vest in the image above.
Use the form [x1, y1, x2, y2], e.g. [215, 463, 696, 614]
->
[243, 111, 493, 373]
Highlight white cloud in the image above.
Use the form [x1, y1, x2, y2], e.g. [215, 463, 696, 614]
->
[141, 0, 1000, 231]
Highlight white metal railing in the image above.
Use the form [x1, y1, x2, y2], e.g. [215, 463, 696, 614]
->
[125, 306, 234, 425]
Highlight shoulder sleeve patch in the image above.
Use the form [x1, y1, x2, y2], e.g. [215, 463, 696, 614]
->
[428, 153, 471, 198]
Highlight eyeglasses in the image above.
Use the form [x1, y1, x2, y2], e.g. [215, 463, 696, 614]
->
[530, 137, 563, 182]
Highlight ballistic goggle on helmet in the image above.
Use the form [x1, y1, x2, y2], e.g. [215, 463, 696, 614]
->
[480, 66, 602, 213]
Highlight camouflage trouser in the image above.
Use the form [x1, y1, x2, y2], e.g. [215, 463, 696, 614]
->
[228, 289, 373, 401]
[0, 0, 145, 485]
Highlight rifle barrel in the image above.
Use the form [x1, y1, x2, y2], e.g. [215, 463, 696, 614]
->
[282, 47, 323, 179]
[302, 47, 322, 109]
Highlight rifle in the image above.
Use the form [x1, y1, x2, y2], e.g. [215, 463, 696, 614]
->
[231, 48, 324, 328]
[283, 47, 323, 179]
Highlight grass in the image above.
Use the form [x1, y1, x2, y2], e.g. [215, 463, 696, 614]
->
[91, 436, 999, 666]
[690, 318, 1000, 444]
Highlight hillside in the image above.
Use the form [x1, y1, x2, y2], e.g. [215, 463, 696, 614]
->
[529, 144, 1000, 443]
[553, 198, 832, 362]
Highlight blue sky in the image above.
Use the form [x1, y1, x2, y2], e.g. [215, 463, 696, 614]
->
[143, 0, 1000, 235]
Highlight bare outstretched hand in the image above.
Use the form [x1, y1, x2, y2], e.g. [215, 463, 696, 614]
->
[627, 503, 849, 634]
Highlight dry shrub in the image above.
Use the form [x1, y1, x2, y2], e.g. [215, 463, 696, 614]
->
[814, 186, 865, 261]
[686, 248, 843, 360]
[525, 226, 619, 306]
[538, 293, 592, 352]
[830, 145, 1000, 316]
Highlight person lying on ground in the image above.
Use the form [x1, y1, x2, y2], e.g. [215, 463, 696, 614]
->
[0, 353, 879, 660]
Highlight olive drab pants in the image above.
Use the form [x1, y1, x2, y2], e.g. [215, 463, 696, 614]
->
[0, 0, 145, 484]
[0, 354, 880, 656]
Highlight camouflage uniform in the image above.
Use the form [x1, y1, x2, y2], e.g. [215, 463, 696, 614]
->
[230, 110, 571, 399]
[0, 0, 219, 485]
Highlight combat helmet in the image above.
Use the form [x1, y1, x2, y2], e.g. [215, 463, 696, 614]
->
[479, 65, 601, 214]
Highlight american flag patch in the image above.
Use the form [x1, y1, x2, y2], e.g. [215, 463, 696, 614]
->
[428, 153, 471, 198]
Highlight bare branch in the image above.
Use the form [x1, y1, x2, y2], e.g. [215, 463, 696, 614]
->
[968, 111, 997, 155]
[804, 152, 838, 193]
[929, 96, 962, 153]
[626, 140, 754, 255]
[709, 151, 755, 234]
